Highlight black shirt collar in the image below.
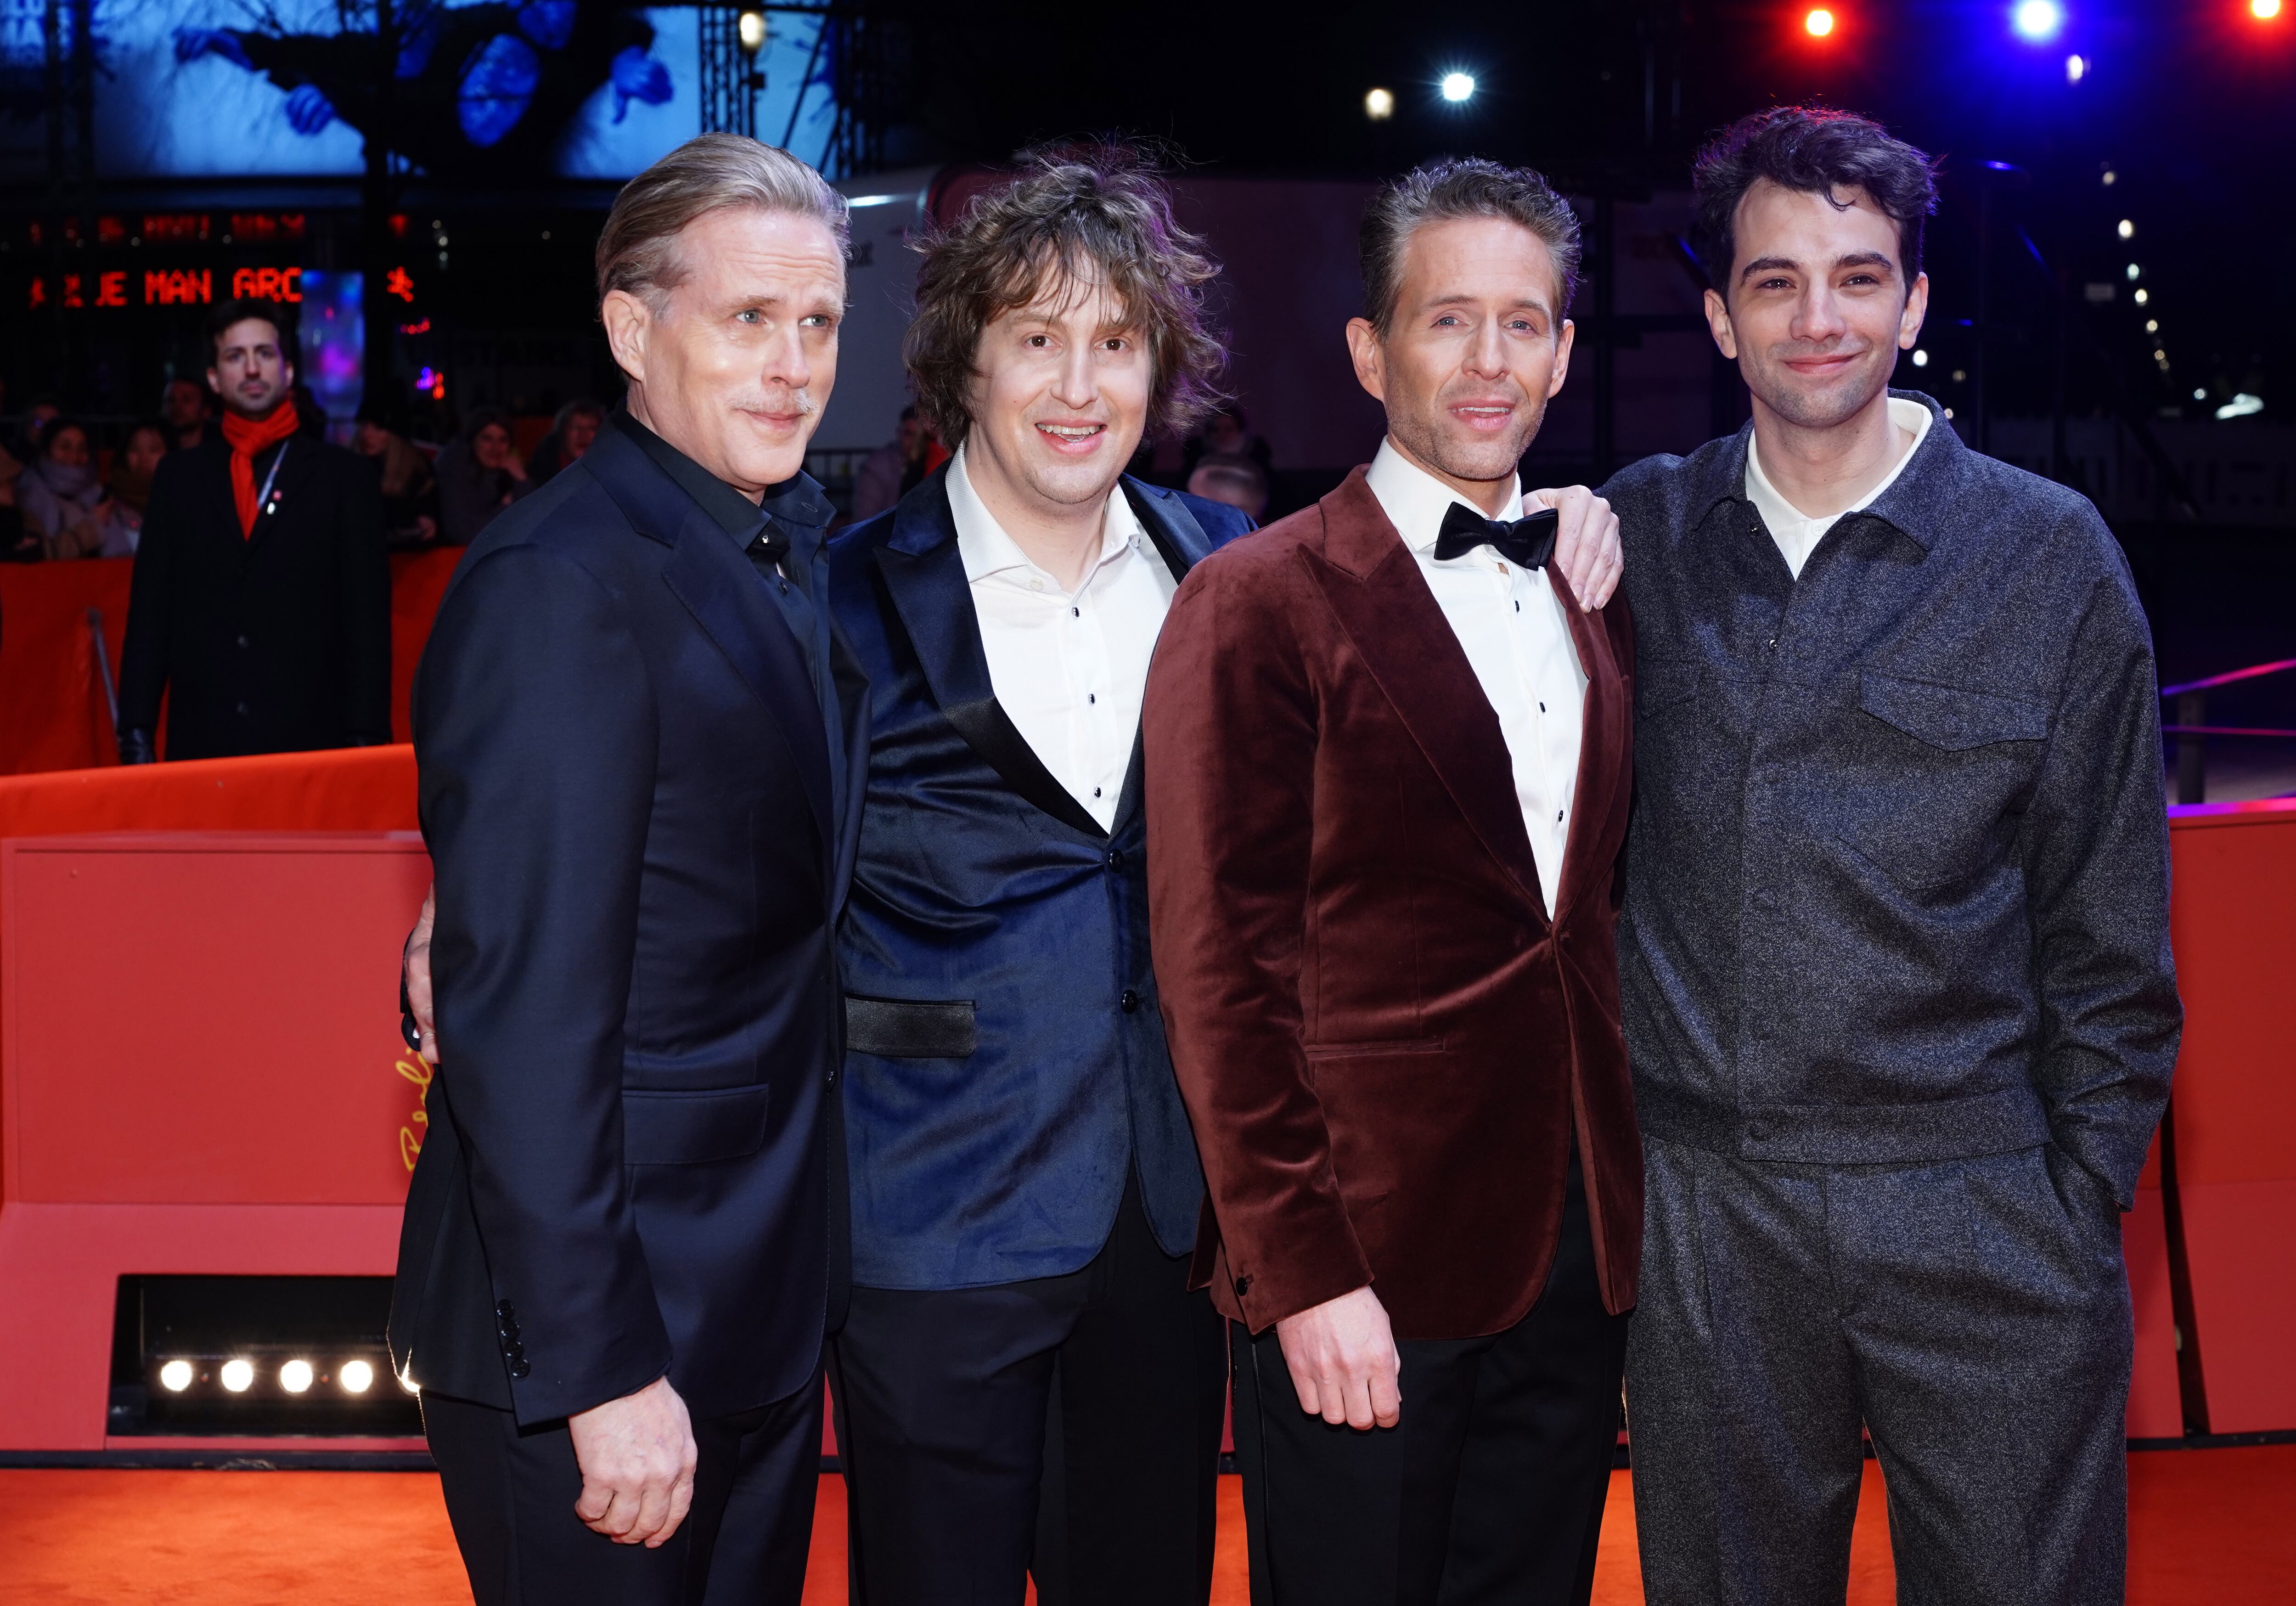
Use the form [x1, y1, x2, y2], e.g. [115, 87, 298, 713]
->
[609, 406, 832, 542]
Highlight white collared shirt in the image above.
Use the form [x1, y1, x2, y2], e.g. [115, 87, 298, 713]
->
[1365, 439, 1587, 916]
[1745, 395, 1934, 578]
[948, 444, 1178, 831]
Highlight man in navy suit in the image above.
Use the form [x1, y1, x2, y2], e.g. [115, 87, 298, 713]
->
[388, 134, 868, 1605]
[822, 143, 1624, 1604]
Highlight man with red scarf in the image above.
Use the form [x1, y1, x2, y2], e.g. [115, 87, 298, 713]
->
[119, 299, 391, 762]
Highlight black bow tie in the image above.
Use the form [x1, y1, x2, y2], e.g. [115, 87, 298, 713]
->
[1432, 501, 1559, 569]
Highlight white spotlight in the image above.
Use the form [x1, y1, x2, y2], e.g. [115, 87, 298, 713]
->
[736, 10, 766, 52]
[2065, 54, 2087, 82]
[1441, 73, 1476, 103]
[2101, 168, 2117, 185]
[2194, 389, 2209, 402]
[340, 1359, 376, 1394]
[159, 1360, 194, 1393]
[2145, 319, 2158, 332]
[2116, 219, 2134, 239]
[280, 1359, 314, 1394]
[1365, 86, 1395, 121]
[1911, 349, 1930, 367]
[2125, 262, 2140, 280]
[2134, 288, 2149, 305]
[219, 1358, 254, 1393]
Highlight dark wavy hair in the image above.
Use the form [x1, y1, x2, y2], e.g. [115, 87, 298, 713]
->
[903, 140, 1228, 449]
[1691, 106, 1941, 297]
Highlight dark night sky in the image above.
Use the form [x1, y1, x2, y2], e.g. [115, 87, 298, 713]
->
[860, 0, 2296, 418]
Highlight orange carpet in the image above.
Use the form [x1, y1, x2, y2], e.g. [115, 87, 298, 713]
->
[0, 1450, 2289, 1603]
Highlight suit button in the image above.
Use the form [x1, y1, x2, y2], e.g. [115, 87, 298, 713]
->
[1105, 848, 1126, 871]
[495, 1301, 516, 1320]
[1747, 1123, 1771, 1143]
[1120, 989, 1140, 1014]
[1234, 1275, 1252, 1297]
[508, 1358, 532, 1380]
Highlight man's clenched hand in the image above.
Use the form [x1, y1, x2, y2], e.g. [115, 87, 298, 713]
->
[1274, 1285, 1402, 1431]
[1527, 484, 1622, 610]
[569, 1375, 698, 1547]
[404, 886, 438, 1067]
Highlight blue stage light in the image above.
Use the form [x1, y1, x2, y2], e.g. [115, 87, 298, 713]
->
[2012, 0, 2064, 42]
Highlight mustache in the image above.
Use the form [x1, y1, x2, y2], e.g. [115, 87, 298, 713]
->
[733, 387, 818, 418]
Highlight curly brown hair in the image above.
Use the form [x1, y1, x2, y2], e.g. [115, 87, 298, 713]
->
[903, 141, 1228, 450]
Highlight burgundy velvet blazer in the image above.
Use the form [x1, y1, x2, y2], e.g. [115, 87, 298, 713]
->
[1144, 467, 1640, 1340]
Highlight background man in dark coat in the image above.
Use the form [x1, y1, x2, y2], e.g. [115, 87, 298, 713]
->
[117, 299, 391, 762]
[388, 135, 868, 1605]
[1603, 107, 2181, 1605]
[1147, 160, 1632, 1605]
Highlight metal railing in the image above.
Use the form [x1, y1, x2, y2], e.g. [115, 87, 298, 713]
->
[2160, 659, 2296, 804]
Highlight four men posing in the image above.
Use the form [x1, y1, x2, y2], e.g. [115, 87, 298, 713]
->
[397, 104, 2177, 1606]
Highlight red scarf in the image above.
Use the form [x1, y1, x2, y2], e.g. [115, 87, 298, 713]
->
[220, 400, 300, 538]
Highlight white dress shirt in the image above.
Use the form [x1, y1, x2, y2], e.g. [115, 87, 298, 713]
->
[1365, 439, 1587, 917]
[948, 444, 1178, 832]
[1745, 395, 1934, 578]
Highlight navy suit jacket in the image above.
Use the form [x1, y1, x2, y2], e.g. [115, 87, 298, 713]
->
[389, 424, 869, 1425]
[828, 468, 1251, 1289]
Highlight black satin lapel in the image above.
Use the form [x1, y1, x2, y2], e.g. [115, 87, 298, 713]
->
[659, 515, 833, 853]
[869, 534, 1109, 841]
[1308, 543, 1546, 914]
[1123, 479, 1212, 579]
[828, 621, 872, 917]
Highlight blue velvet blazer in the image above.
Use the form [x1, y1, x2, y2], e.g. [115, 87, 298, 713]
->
[827, 467, 1251, 1289]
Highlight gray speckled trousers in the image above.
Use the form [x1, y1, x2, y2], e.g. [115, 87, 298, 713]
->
[1624, 1135, 2133, 1606]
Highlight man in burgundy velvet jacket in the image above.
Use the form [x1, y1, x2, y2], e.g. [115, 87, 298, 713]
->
[1146, 158, 1636, 1605]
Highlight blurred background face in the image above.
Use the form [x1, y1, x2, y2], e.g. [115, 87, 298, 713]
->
[354, 420, 390, 455]
[473, 421, 514, 470]
[962, 273, 1151, 520]
[47, 426, 90, 469]
[207, 319, 293, 419]
[602, 205, 845, 498]
[1348, 215, 1574, 491]
[1707, 179, 1926, 433]
[123, 427, 167, 479]
[162, 380, 208, 431]
[563, 410, 602, 458]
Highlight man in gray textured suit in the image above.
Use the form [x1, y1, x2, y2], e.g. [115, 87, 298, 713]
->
[1602, 107, 2182, 1604]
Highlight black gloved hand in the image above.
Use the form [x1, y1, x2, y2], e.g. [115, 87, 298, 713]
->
[117, 728, 157, 765]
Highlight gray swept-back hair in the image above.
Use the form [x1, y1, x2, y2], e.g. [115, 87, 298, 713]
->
[596, 132, 849, 314]
[1360, 158, 1583, 337]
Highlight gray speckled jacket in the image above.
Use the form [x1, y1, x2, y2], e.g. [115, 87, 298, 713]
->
[1601, 390, 2181, 1206]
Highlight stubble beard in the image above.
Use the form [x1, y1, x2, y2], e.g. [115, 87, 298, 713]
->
[1389, 386, 1549, 491]
[1747, 346, 1890, 434]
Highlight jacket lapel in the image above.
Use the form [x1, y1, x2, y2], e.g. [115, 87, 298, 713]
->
[1306, 468, 1548, 917]
[1106, 479, 1216, 839]
[869, 468, 1106, 840]
[586, 429, 835, 857]
[1548, 565, 1627, 925]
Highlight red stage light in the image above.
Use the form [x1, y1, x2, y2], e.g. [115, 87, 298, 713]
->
[1805, 8, 1836, 36]
[2252, 0, 2281, 20]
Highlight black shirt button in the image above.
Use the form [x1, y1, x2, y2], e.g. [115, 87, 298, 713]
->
[1120, 989, 1140, 1013]
[1105, 848, 1125, 871]
[1747, 1123, 1771, 1143]
[1234, 1275, 1252, 1296]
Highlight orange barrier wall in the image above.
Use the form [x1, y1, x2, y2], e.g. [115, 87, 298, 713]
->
[2165, 800, 2296, 1435]
[0, 549, 461, 775]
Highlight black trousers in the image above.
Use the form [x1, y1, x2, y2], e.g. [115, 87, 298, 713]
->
[423, 1366, 823, 1606]
[1231, 1154, 1629, 1606]
[828, 1175, 1228, 1605]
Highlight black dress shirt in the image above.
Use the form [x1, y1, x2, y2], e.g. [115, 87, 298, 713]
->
[1602, 391, 2181, 1206]
[612, 409, 846, 823]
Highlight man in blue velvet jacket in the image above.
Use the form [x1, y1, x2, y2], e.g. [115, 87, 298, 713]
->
[823, 143, 1626, 1605]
